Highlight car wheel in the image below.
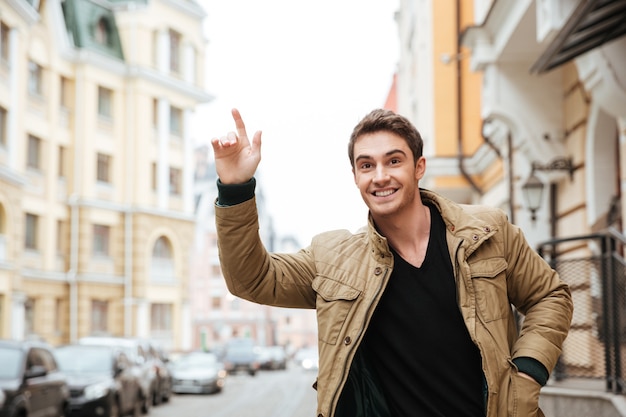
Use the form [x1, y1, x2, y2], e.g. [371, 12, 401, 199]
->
[109, 399, 120, 417]
[141, 391, 151, 414]
[132, 391, 142, 417]
[152, 386, 162, 406]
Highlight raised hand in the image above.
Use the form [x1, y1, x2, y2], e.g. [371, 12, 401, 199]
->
[211, 108, 262, 184]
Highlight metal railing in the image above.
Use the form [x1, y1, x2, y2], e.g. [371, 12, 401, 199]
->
[537, 227, 626, 394]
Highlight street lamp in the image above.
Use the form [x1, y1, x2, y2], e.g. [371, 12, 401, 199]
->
[521, 157, 574, 222]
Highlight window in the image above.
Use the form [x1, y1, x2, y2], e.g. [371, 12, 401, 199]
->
[0, 22, 9, 63]
[151, 236, 174, 282]
[60, 76, 72, 109]
[56, 220, 66, 254]
[0, 106, 6, 148]
[27, 135, 41, 169]
[152, 98, 159, 129]
[97, 86, 112, 118]
[169, 106, 182, 136]
[168, 29, 181, 73]
[55, 298, 63, 335]
[153, 236, 172, 259]
[96, 153, 111, 183]
[24, 298, 35, 336]
[28, 61, 43, 96]
[91, 300, 108, 334]
[25, 213, 38, 250]
[151, 303, 172, 333]
[169, 167, 181, 195]
[58, 146, 67, 177]
[151, 162, 157, 190]
[93, 224, 110, 256]
[94, 17, 110, 46]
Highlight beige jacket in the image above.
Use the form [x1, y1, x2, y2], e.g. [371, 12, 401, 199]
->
[215, 189, 573, 417]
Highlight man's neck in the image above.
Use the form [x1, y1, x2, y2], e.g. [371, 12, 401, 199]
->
[374, 203, 431, 268]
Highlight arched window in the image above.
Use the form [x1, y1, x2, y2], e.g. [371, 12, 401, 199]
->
[151, 236, 175, 282]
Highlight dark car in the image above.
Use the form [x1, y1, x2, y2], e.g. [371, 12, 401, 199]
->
[222, 338, 260, 376]
[170, 352, 226, 394]
[78, 337, 156, 414]
[133, 339, 172, 405]
[0, 339, 70, 417]
[54, 344, 143, 417]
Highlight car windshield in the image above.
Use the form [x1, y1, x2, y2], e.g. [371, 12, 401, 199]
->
[0, 348, 22, 379]
[55, 346, 112, 373]
[174, 353, 217, 369]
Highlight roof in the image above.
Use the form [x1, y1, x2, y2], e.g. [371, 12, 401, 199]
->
[61, 0, 125, 60]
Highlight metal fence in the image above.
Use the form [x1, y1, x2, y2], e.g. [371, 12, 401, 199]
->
[537, 227, 626, 394]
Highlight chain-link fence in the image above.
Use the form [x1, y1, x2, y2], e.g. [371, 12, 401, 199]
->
[537, 228, 626, 394]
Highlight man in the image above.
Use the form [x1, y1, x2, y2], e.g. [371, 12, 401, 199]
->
[211, 108, 573, 417]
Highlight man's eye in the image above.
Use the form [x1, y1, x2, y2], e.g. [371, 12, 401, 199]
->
[390, 158, 401, 164]
[360, 163, 372, 169]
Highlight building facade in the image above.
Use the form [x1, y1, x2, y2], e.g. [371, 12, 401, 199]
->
[396, 0, 626, 414]
[0, 0, 212, 351]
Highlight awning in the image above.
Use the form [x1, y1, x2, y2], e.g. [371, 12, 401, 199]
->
[530, 0, 626, 74]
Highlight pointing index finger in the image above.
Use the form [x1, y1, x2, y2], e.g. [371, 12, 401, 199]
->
[231, 108, 250, 146]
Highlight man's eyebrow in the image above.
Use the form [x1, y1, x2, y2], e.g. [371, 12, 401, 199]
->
[354, 149, 407, 162]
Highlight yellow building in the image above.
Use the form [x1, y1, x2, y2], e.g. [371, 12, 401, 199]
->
[0, 0, 212, 350]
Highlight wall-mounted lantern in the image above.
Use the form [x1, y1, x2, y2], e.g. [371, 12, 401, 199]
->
[521, 157, 574, 222]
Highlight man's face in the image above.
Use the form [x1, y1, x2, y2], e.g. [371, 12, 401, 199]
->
[352, 131, 425, 219]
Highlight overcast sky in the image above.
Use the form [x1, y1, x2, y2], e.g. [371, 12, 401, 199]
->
[194, 0, 400, 246]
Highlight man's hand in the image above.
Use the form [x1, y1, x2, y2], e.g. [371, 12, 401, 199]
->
[211, 108, 262, 184]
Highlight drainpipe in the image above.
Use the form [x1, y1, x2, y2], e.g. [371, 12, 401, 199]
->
[480, 118, 516, 224]
[456, 0, 482, 196]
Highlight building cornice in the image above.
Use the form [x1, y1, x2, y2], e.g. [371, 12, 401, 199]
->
[0, 165, 27, 187]
[68, 196, 196, 223]
[60, 49, 214, 103]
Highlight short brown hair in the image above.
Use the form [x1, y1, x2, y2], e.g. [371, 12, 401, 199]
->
[348, 109, 424, 167]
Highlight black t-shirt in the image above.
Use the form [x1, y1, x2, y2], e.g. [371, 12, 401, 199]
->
[361, 204, 485, 417]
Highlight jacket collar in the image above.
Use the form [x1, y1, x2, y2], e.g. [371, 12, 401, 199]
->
[364, 189, 499, 259]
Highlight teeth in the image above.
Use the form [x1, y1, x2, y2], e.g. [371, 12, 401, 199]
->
[375, 189, 395, 197]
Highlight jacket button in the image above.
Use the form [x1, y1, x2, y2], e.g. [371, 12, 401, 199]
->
[374, 267, 382, 275]
[472, 234, 479, 241]
[484, 226, 491, 232]
[344, 336, 351, 345]
[450, 225, 455, 231]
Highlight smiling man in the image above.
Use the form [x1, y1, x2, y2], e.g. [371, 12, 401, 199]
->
[211, 108, 573, 417]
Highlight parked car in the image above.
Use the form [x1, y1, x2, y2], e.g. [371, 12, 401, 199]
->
[54, 344, 143, 417]
[133, 339, 172, 405]
[221, 338, 260, 376]
[78, 337, 156, 414]
[294, 346, 319, 371]
[0, 339, 69, 417]
[255, 346, 288, 370]
[169, 352, 226, 394]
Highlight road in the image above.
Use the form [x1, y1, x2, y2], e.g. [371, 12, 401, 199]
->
[151, 366, 318, 417]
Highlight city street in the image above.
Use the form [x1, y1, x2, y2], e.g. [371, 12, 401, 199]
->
[152, 366, 318, 417]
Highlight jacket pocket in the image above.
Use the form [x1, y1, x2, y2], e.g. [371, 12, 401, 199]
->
[469, 258, 510, 322]
[508, 371, 543, 417]
[312, 276, 361, 345]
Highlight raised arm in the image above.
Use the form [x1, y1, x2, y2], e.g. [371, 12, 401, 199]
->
[210, 108, 262, 184]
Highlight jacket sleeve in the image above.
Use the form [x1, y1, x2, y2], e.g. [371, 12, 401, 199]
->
[215, 197, 318, 309]
[504, 221, 574, 375]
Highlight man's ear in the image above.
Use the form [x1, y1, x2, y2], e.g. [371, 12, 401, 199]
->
[415, 156, 426, 180]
